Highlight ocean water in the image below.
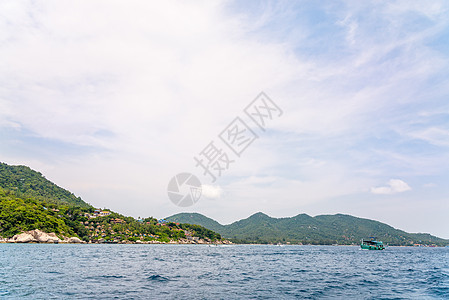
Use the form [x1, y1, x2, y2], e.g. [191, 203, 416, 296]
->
[0, 244, 448, 299]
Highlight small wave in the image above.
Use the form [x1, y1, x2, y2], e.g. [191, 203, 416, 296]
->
[291, 269, 310, 273]
[197, 272, 213, 279]
[85, 275, 125, 280]
[147, 275, 170, 282]
[280, 279, 302, 283]
[241, 277, 255, 282]
[206, 253, 222, 257]
[103, 275, 125, 279]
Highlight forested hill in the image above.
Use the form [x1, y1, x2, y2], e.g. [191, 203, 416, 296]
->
[0, 162, 90, 208]
[166, 212, 449, 246]
[0, 162, 223, 243]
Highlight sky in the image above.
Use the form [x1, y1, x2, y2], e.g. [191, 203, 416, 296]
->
[1, 0, 449, 238]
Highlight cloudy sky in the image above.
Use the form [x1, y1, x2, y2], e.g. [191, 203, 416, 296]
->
[1, 1, 449, 238]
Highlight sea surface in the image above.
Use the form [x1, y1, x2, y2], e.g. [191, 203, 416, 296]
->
[0, 244, 448, 299]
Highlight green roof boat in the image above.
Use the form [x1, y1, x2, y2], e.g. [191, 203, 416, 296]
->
[361, 238, 385, 250]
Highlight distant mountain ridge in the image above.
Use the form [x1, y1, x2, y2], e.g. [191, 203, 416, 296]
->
[166, 212, 449, 246]
[1, 161, 446, 246]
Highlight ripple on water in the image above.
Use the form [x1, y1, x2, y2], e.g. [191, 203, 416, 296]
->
[147, 274, 171, 282]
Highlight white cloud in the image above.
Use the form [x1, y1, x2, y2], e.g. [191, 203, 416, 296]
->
[408, 127, 449, 147]
[201, 185, 223, 199]
[371, 179, 411, 195]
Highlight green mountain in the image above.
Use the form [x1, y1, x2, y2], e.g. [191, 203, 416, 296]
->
[0, 162, 90, 208]
[167, 212, 225, 233]
[166, 212, 449, 246]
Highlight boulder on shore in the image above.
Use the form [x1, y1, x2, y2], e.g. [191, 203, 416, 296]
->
[9, 229, 60, 243]
[10, 232, 35, 243]
[35, 230, 60, 243]
[8, 229, 84, 243]
[64, 237, 83, 243]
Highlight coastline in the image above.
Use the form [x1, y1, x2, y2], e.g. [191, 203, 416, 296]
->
[1, 230, 445, 247]
[0, 229, 232, 245]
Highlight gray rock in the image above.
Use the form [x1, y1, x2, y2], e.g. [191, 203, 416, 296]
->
[10, 230, 62, 243]
[11, 232, 35, 243]
[67, 237, 83, 243]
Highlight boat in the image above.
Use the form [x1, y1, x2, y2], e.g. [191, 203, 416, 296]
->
[361, 238, 385, 250]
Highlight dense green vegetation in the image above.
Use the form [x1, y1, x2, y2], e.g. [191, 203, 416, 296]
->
[77, 215, 221, 243]
[0, 162, 223, 243]
[167, 212, 449, 246]
[84, 216, 185, 243]
[0, 163, 90, 208]
[0, 187, 74, 238]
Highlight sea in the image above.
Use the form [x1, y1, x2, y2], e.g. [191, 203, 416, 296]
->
[0, 244, 448, 299]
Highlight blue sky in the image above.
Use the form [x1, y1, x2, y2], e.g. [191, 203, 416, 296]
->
[1, 0, 449, 238]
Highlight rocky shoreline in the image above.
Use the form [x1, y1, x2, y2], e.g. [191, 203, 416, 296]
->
[102, 238, 233, 245]
[0, 229, 232, 245]
[0, 229, 83, 243]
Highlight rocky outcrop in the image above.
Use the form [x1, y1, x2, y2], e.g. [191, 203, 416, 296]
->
[34, 231, 60, 243]
[7, 229, 84, 243]
[9, 230, 60, 243]
[3, 231, 230, 244]
[11, 232, 36, 243]
[64, 237, 83, 243]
